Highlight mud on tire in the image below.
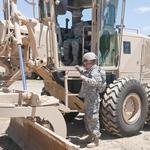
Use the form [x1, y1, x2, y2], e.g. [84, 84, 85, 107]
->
[145, 83, 150, 124]
[101, 77, 148, 137]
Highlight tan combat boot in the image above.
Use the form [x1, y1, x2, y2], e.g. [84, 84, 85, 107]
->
[80, 134, 94, 143]
[86, 136, 99, 148]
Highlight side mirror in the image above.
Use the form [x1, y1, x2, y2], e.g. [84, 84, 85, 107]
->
[116, 25, 125, 28]
[116, 24, 125, 33]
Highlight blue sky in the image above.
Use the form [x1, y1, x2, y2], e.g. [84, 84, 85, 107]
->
[0, 0, 150, 35]
[125, 0, 150, 35]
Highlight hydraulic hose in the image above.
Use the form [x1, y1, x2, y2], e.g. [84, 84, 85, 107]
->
[11, 0, 27, 91]
[18, 44, 27, 91]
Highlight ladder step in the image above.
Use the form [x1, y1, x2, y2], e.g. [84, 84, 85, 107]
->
[66, 109, 78, 113]
[68, 94, 78, 96]
[67, 78, 81, 80]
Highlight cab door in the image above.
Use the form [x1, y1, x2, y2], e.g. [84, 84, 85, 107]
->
[140, 38, 150, 83]
[119, 33, 142, 80]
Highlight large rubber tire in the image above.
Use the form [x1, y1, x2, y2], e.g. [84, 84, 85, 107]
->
[145, 83, 150, 124]
[101, 77, 148, 137]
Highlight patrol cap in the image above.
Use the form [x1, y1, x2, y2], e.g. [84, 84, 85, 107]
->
[83, 52, 97, 61]
[72, 10, 82, 18]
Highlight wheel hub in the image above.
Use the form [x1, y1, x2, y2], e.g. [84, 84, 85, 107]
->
[123, 93, 141, 124]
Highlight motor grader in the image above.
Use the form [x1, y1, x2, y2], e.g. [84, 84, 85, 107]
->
[0, 0, 150, 149]
[0, 0, 80, 150]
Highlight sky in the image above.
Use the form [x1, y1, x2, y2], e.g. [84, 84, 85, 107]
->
[0, 0, 150, 35]
[124, 0, 150, 35]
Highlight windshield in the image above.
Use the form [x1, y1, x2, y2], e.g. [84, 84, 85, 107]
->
[99, 0, 123, 67]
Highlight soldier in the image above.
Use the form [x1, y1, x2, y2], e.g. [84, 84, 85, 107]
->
[63, 10, 87, 66]
[76, 52, 106, 148]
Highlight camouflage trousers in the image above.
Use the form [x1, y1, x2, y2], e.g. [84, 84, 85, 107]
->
[84, 97, 101, 138]
[63, 38, 80, 65]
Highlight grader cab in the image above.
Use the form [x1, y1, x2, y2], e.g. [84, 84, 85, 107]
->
[0, 0, 150, 149]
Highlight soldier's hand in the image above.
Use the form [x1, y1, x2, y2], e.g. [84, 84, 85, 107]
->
[80, 75, 87, 81]
[75, 65, 80, 72]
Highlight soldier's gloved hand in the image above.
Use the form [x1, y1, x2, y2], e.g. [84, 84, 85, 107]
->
[75, 65, 80, 72]
[80, 75, 87, 81]
[75, 65, 85, 74]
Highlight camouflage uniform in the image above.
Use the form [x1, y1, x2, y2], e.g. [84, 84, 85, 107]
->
[63, 21, 85, 65]
[79, 64, 106, 138]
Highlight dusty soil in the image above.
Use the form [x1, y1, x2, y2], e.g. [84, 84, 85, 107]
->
[68, 115, 150, 150]
[0, 80, 150, 150]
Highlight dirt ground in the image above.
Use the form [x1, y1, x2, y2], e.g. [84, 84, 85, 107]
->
[0, 80, 150, 150]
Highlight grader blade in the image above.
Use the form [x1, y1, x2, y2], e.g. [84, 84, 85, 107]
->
[4, 105, 73, 150]
[0, 91, 79, 150]
[7, 118, 79, 150]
